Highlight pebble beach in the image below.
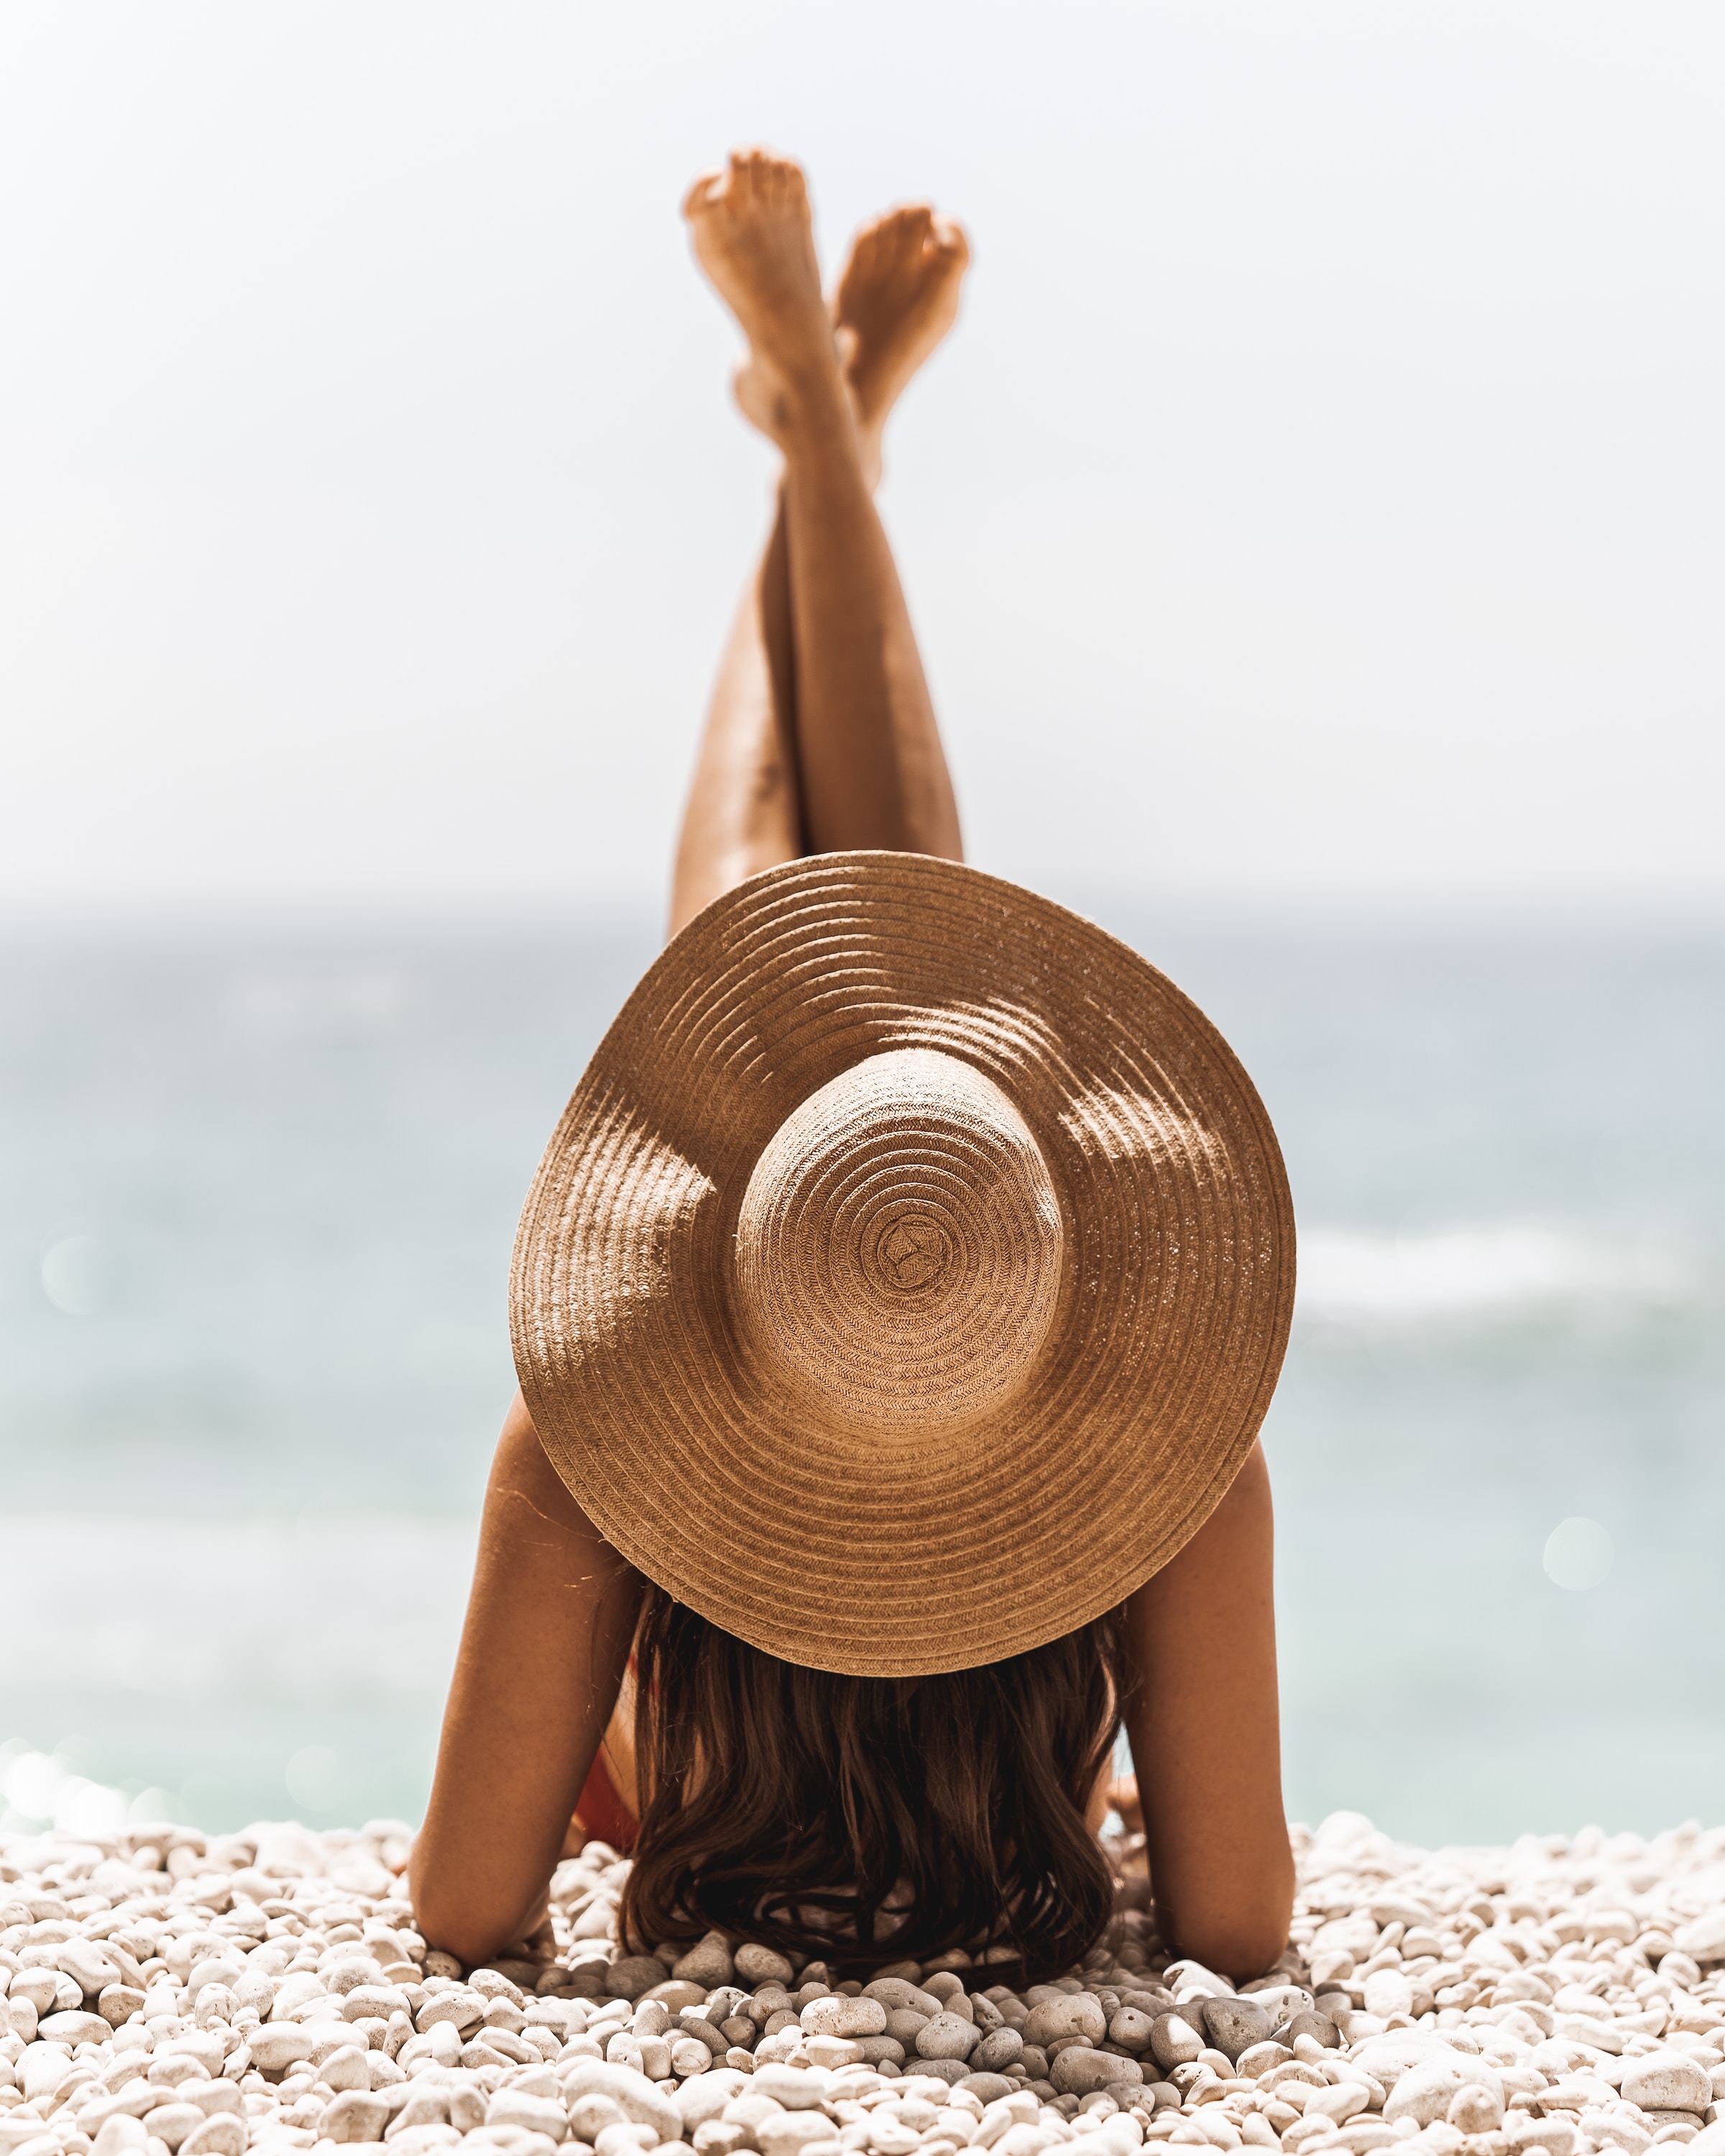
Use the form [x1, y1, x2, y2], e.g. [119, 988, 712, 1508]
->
[3, 1812, 1722, 2156]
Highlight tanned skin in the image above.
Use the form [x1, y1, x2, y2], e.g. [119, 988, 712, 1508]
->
[412, 152, 1293, 1980]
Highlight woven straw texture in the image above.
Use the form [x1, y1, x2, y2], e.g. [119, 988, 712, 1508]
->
[510, 852, 1294, 1676]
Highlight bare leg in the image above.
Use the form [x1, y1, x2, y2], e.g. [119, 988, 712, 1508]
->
[668, 499, 801, 934]
[673, 154, 965, 929]
[670, 193, 968, 934]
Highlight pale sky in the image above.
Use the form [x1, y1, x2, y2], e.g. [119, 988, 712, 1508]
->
[2, 2, 1721, 918]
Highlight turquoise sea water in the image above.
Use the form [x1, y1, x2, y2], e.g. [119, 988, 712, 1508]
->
[2, 902, 1721, 1844]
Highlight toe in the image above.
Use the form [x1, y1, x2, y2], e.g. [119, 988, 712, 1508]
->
[681, 168, 725, 220]
[931, 216, 970, 267]
[883, 206, 933, 262]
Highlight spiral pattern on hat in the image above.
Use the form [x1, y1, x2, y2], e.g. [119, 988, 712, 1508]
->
[733, 1048, 1064, 1439]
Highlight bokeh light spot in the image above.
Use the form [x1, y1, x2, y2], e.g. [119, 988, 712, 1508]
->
[40, 1233, 106, 1316]
[1543, 1515, 1615, 1592]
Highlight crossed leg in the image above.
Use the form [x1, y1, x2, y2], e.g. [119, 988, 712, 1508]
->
[528, 163, 976, 1858]
[669, 155, 968, 935]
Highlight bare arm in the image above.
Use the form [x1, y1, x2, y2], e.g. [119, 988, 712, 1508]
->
[410, 1391, 643, 1964]
[1121, 1440, 1293, 1980]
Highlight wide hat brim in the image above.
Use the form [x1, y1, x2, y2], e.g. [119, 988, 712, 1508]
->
[510, 852, 1294, 1677]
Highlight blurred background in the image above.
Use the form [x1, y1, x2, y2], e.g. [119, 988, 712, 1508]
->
[2, 1, 1721, 1847]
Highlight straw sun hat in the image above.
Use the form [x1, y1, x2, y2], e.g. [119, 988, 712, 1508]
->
[510, 852, 1294, 1677]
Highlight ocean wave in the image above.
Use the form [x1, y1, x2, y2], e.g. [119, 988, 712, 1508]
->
[1297, 1223, 1696, 1327]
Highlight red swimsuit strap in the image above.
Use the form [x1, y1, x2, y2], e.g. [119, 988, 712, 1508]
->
[575, 1746, 639, 1853]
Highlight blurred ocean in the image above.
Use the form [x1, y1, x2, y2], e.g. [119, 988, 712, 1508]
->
[2, 902, 1721, 1846]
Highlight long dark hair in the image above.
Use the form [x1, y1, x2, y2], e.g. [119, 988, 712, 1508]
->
[618, 1588, 1128, 1982]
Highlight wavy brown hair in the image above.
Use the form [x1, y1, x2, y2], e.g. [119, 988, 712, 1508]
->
[617, 1588, 1129, 1982]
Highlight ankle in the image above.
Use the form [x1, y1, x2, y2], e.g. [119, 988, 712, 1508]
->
[759, 354, 861, 458]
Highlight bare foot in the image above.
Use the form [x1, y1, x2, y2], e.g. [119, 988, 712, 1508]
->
[682, 149, 847, 448]
[833, 205, 969, 485]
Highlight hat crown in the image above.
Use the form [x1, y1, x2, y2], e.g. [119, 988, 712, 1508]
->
[733, 1047, 1064, 1439]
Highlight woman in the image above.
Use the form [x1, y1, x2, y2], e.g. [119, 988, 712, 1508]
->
[410, 151, 1294, 1987]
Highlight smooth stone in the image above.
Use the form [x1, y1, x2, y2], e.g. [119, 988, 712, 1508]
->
[1051, 2052, 1144, 2098]
[1242, 1990, 1313, 2024]
[958, 2076, 1017, 2106]
[1303, 2083, 1371, 2126]
[232, 1971, 277, 2017]
[178, 2121, 246, 2156]
[58, 1942, 121, 1998]
[321, 2045, 373, 2092]
[1199, 2000, 1273, 2063]
[1447, 2086, 1504, 2133]
[749, 2065, 834, 2111]
[917, 2014, 982, 2061]
[755, 2122, 841, 2156]
[487, 2093, 568, 2142]
[1350, 2037, 1460, 2092]
[568, 2096, 628, 2143]
[909, 2058, 970, 2087]
[252, 2019, 319, 2074]
[184, 1957, 247, 2003]
[415, 1987, 487, 2033]
[88, 2078, 169, 2122]
[177, 2082, 242, 2119]
[645, 1982, 711, 2017]
[92, 2121, 149, 2156]
[569, 1902, 620, 1942]
[1107, 2010, 1156, 2055]
[561, 2060, 683, 2142]
[453, 2083, 489, 2133]
[756, 2119, 840, 2156]
[1149, 2016, 1204, 2072]
[1280, 2014, 1341, 2051]
[1363, 1973, 1415, 2022]
[9, 1971, 63, 2015]
[1619, 2054, 1713, 2114]
[1674, 1916, 1725, 1967]
[672, 2070, 749, 2128]
[972, 2030, 1026, 2073]
[1236, 2045, 1293, 2080]
[673, 1936, 736, 1990]
[344, 1987, 414, 2024]
[141, 2101, 206, 2150]
[160, 2031, 225, 2078]
[40, 2011, 113, 2046]
[799, 2035, 863, 2070]
[591, 2127, 653, 2156]
[801, 1997, 886, 2039]
[865, 1982, 946, 2019]
[1514, 2123, 1579, 2156]
[19, 2042, 75, 2104]
[270, 1973, 329, 2019]
[1024, 1998, 1108, 2051]
[604, 1958, 671, 2002]
[733, 1947, 796, 1987]
[1381, 2058, 1504, 2129]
